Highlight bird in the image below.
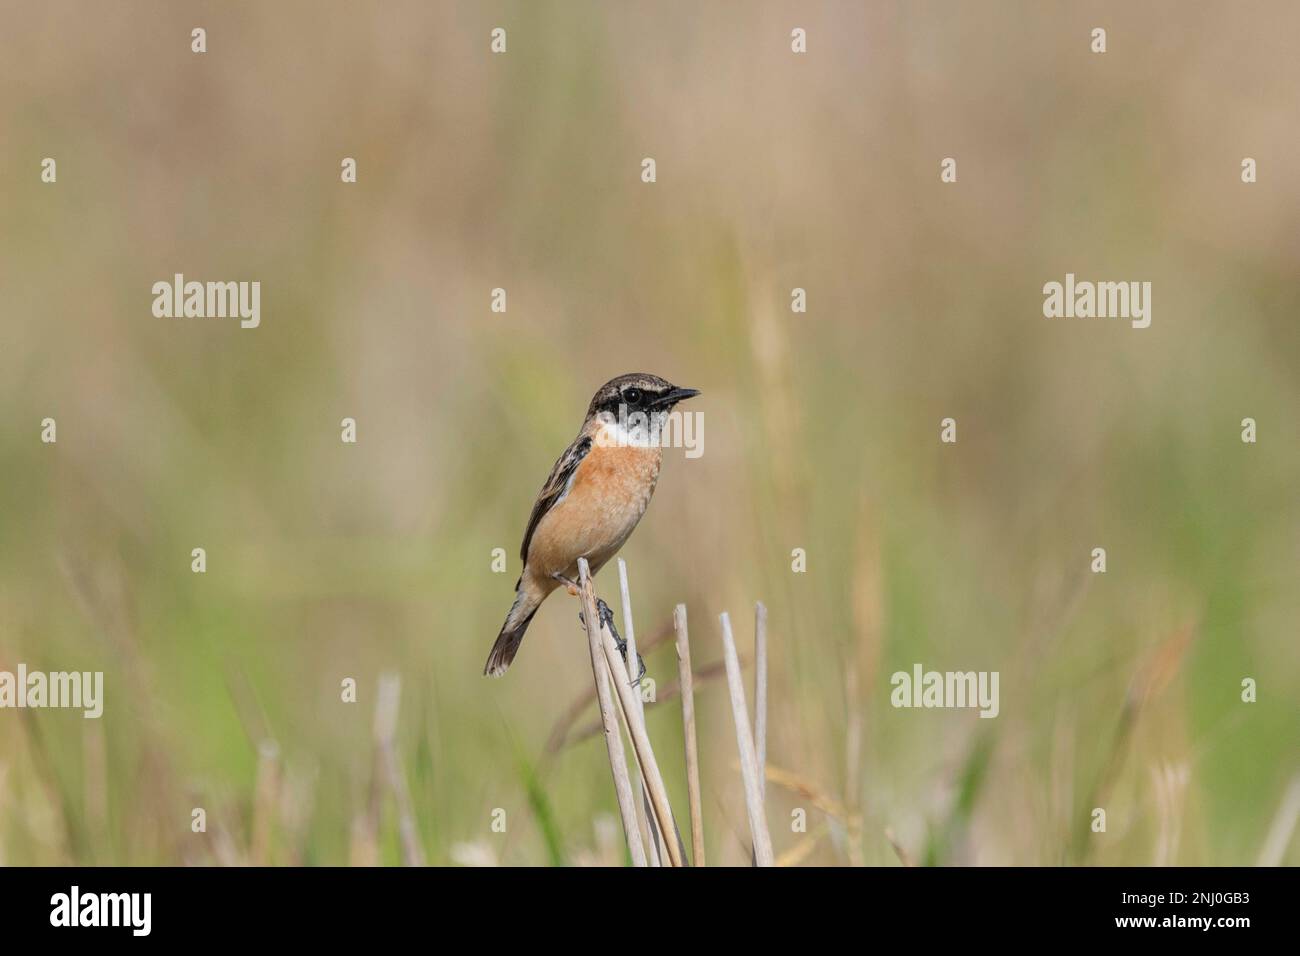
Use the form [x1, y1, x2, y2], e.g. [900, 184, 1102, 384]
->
[484, 373, 700, 677]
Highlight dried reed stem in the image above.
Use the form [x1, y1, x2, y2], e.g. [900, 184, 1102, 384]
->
[374, 673, 426, 866]
[719, 612, 774, 865]
[751, 601, 769, 867]
[582, 562, 684, 866]
[83, 717, 108, 854]
[598, 621, 686, 867]
[674, 603, 706, 866]
[562, 658, 732, 750]
[349, 810, 379, 867]
[0, 762, 8, 866]
[1258, 772, 1300, 867]
[576, 558, 648, 867]
[540, 620, 675, 759]
[608, 671, 666, 865]
[759, 763, 855, 822]
[843, 664, 865, 866]
[885, 827, 916, 867]
[754, 601, 768, 802]
[618, 559, 662, 866]
[251, 739, 280, 865]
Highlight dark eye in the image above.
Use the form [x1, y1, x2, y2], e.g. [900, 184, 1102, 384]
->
[623, 388, 643, 406]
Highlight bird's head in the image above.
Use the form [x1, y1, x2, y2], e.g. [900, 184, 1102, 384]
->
[585, 373, 700, 425]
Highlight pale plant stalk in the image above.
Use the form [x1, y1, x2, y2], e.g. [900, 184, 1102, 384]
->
[719, 612, 774, 865]
[251, 739, 280, 865]
[844, 664, 865, 866]
[348, 811, 379, 867]
[0, 761, 8, 866]
[362, 693, 385, 862]
[754, 601, 768, 802]
[608, 672, 666, 865]
[1258, 772, 1300, 867]
[1151, 761, 1188, 867]
[540, 620, 675, 759]
[83, 718, 108, 852]
[674, 603, 706, 866]
[374, 673, 426, 866]
[276, 760, 318, 867]
[581, 575, 685, 866]
[885, 827, 916, 867]
[561, 657, 731, 751]
[599, 626, 686, 866]
[618, 558, 662, 866]
[750, 601, 769, 866]
[212, 820, 245, 867]
[576, 558, 648, 867]
[776, 828, 826, 867]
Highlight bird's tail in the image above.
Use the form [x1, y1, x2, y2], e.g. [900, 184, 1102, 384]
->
[484, 584, 542, 677]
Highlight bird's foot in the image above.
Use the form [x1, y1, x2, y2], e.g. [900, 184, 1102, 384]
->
[579, 598, 646, 685]
[552, 572, 581, 596]
[628, 652, 647, 686]
[597, 599, 647, 685]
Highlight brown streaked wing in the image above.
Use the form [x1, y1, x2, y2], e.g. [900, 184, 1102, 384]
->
[520, 434, 592, 563]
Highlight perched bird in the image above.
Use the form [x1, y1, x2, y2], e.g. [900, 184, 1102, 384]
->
[484, 373, 700, 677]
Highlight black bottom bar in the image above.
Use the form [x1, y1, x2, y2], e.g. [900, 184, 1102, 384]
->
[0, 865, 1281, 941]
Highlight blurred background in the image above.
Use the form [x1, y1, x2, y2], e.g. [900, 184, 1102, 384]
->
[1, 1, 1297, 866]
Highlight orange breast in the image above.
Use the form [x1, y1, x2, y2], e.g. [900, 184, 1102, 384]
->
[525, 442, 662, 581]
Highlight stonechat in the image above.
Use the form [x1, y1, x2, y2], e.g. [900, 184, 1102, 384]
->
[484, 373, 700, 677]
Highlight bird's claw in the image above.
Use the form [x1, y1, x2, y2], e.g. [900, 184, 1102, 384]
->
[580, 598, 647, 684]
[595, 598, 618, 635]
[553, 572, 580, 596]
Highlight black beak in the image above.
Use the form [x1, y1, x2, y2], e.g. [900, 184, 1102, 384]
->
[651, 387, 701, 407]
